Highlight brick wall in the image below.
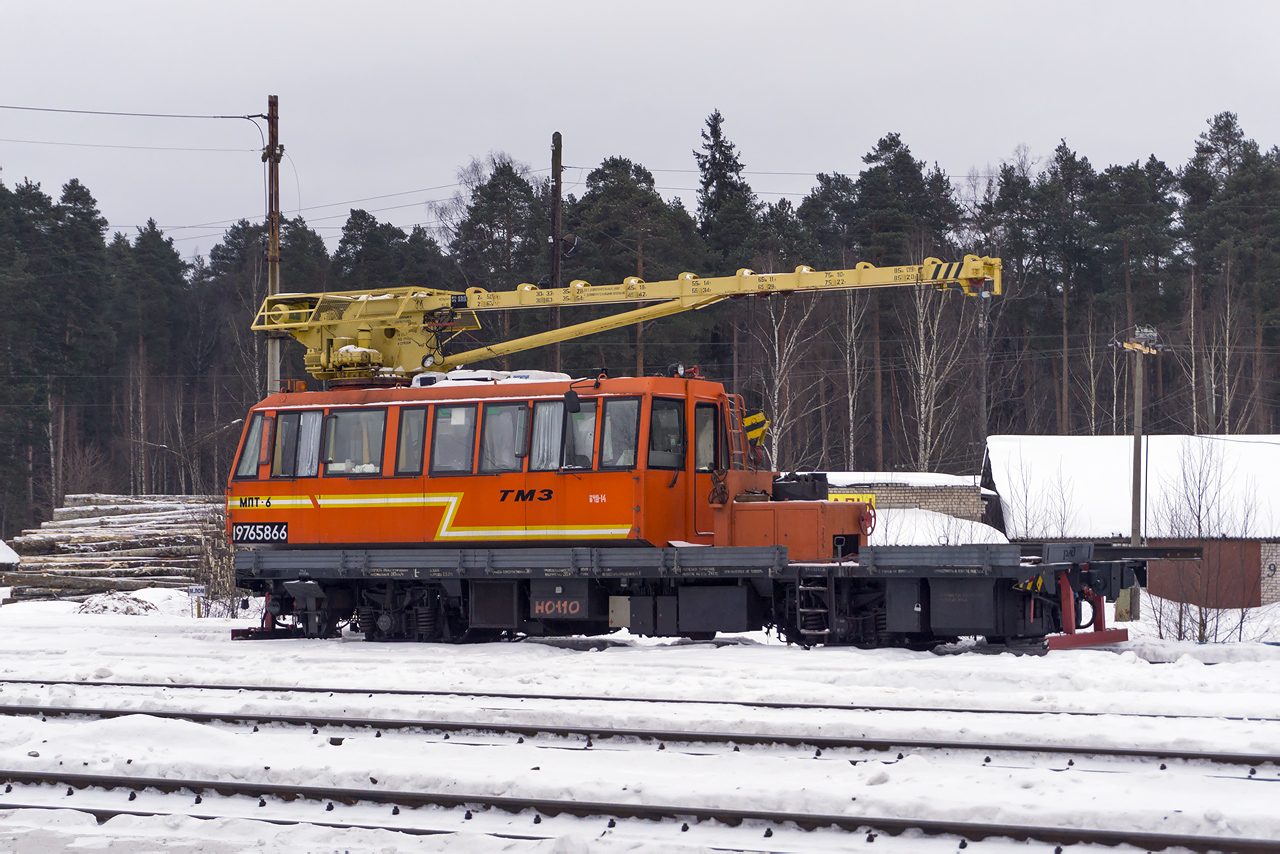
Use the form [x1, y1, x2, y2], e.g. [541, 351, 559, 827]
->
[829, 484, 984, 522]
[1263, 543, 1280, 606]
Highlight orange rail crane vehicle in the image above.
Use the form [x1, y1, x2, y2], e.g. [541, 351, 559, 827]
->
[229, 256, 1189, 648]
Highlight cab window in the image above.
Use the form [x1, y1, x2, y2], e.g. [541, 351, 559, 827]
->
[272, 410, 322, 478]
[529, 400, 563, 472]
[324, 409, 386, 475]
[563, 401, 597, 469]
[395, 407, 427, 475]
[648, 399, 685, 469]
[479, 403, 527, 473]
[694, 402, 718, 472]
[600, 398, 639, 469]
[234, 413, 267, 479]
[430, 404, 477, 475]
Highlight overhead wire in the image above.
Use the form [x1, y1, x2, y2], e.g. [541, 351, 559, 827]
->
[0, 103, 263, 120]
[1, 126, 1218, 247]
[0, 137, 257, 153]
[4, 113, 1270, 460]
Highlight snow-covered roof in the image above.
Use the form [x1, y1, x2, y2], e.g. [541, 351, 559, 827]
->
[0, 540, 16, 565]
[821, 471, 982, 489]
[986, 434, 1280, 540]
[870, 508, 1008, 546]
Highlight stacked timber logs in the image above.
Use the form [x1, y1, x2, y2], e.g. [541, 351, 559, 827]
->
[3, 495, 225, 601]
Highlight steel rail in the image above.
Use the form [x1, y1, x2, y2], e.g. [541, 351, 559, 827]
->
[2, 677, 1268, 722]
[0, 802, 540, 843]
[0, 769, 1274, 853]
[4, 702, 1278, 768]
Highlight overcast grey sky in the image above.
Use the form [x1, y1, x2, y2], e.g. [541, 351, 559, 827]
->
[4, 0, 1279, 261]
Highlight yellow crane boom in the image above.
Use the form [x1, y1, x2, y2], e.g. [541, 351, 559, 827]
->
[253, 255, 1001, 380]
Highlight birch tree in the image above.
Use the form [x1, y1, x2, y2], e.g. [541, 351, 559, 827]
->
[898, 282, 971, 471]
[750, 292, 823, 468]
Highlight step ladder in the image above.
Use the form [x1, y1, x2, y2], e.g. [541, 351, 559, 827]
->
[796, 577, 832, 641]
[723, 394, 749, 471]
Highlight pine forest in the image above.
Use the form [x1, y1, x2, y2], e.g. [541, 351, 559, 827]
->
[0, 110, 1276, 539]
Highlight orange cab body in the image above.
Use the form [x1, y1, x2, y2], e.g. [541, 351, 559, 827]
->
[225, 374, 867, 560]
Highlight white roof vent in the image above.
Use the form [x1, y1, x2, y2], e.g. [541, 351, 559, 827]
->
[444, 369, 511, 383]
[507, 370, 571, 383]
[412, 368, 572, 387]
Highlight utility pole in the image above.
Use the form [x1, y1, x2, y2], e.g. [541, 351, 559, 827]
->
[1118, 325, 1159, 546]
[264, 95, 284, 394]
[549, 131, 563, 373]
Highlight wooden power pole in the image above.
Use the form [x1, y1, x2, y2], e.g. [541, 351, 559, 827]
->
[264, 95, 284, 394]
[1120, 325, 1159, 546]
[550, 131, 563, 373]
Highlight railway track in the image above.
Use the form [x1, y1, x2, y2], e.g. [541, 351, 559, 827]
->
[1, 768, 1275, 853]
[3, 678, 1275, 851]
[4, 676, 1272, 721]
[2, 701, 1277, 770]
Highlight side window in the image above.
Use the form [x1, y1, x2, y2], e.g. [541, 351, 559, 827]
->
[324, 409, 386, 475]
[563, 400, 597, 469]
[272, 412, 300, 477]
[296, 411, 322, 477]
[396, 407, 427, 476]
[274, 411, 324, 477]
[694, 403, 718, 472]
[234, 413, 266, 478]
[600, 398, 639, 469]
[648, 399, 685, 470]
[430, 404, 477, 475]
[479, 403, 527, 473]
[530, 401, 564, 472]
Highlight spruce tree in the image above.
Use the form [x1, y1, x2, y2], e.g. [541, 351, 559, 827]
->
[446, 156, 545, 368]
[797, 172, 858, 269]
[566, 156, 704, 375]
[693, 110, 760, 271]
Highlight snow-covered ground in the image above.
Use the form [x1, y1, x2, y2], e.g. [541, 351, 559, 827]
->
[1, 590, 1278, 852]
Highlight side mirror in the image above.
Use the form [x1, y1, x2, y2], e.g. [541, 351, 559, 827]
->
[564, 389, 581, 414]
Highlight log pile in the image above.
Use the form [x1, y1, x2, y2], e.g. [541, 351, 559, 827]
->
[3, 494, 224, 601]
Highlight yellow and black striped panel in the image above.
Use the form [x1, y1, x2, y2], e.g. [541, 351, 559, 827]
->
[924, 261, 967, 281]
[742, 411, 769, 444]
